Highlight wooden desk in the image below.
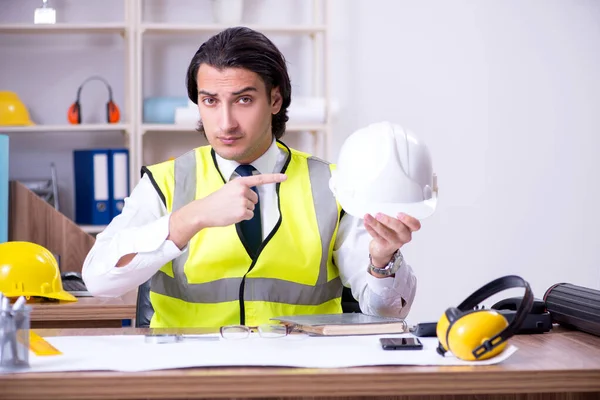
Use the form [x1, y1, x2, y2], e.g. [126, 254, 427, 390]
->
[29, 291, 137, 329]
[1, 326, 600, 400]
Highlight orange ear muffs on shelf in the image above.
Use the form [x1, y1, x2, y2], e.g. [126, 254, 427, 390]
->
[107, 100, 120, 124]
[67, 102, 81, 124]
[68, 76, 120, 125]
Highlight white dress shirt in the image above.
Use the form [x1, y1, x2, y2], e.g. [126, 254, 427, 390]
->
[82, 140, 417, 318]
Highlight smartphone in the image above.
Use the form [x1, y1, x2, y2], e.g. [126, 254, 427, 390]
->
[380, 337, 423, 350]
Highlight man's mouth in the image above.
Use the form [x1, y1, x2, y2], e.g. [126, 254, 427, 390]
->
[219, 136, 242, 145]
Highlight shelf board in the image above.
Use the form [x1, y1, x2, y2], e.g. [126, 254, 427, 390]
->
[0, 124, 130, 133]
[0, 23, 127, 34]
[142, 123, 327, 135]
[79, 225, 107, 234]
[141, 23, 326, 35]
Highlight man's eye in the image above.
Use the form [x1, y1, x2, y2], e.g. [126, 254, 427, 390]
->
[202, 98, 216, 105]
[238, 97, 252, 104]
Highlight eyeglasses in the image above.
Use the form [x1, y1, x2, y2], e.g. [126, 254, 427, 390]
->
[220, 324, 295, 340]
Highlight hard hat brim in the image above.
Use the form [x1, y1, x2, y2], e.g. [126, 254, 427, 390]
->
[3, 290, 78, 302]
[0, 121, 35, 127]
[47, 290, 78, 302]
[335, 190, 438, 221]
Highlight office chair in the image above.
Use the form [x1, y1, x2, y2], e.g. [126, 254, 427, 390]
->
[135, 279, 154, 328]
[135, 280, 361, 327]
[341, 286, 361, 313]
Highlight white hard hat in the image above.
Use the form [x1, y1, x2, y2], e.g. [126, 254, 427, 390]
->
[330, 121, 438, 220]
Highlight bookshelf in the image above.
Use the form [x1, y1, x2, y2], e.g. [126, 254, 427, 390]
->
[1, 0, 332, 225]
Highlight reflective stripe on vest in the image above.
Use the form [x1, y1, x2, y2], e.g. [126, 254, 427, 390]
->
[150, 149, 341, 306]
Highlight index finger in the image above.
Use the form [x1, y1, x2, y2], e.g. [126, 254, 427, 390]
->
[238, 173, 287, 187]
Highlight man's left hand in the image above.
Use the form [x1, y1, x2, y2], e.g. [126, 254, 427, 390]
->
[364, 212, 421, 270]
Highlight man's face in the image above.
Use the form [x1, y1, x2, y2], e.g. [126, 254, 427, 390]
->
[196, 64, 282, 164]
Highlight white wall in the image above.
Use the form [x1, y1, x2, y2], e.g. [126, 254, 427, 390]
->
[2, 0, 600, 325]
[329, 0, 600, 324]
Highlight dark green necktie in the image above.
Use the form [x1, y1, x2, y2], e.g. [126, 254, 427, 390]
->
[235, 164, 262, 257]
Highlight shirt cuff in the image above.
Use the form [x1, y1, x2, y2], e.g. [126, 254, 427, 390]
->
[365, 259, 416, 301]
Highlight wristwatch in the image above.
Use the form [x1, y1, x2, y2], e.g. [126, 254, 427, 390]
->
[368, 249, 403, 277]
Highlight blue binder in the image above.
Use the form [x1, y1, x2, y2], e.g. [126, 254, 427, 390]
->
[109, 149, 130, 219]
[73, 148, 130, 225]
[73, 149, 111, 225]
[0, 134, 8, 243]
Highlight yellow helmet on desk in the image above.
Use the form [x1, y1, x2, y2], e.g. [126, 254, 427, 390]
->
[0, 91, 35, 126]
[0, 241, 77, 301]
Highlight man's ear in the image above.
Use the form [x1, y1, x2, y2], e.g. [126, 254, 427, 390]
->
[270, 87, 282, 115]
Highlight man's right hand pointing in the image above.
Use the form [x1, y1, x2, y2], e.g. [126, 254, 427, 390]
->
[202, 173, 287, 226]
[167, 173, 287, 249]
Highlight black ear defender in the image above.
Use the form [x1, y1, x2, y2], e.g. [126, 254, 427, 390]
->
[68, 76, 120, 124]
[436, 275, 534, 361]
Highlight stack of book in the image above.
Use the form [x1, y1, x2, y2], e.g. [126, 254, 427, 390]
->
[271, 313, 408, 336]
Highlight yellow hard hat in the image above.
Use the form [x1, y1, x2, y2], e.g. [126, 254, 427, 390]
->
[0, 241, 77, 302]
[0, 91, 35, 126]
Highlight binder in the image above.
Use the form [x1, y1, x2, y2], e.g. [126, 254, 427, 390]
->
[73, 148, 130, 225]
[109, 149, 129, 219]
[73, 149, 111, 225]
[0, 135, 8, 243]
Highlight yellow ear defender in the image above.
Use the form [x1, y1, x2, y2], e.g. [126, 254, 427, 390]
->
[436, 275, 534, 361]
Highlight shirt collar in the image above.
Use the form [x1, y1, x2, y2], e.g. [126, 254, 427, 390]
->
[214, 138, 280, 181]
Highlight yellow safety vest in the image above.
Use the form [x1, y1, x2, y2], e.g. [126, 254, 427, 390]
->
[143, 140, 343, 328]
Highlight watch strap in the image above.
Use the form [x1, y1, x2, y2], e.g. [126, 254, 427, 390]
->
[368, 249, 403, 276]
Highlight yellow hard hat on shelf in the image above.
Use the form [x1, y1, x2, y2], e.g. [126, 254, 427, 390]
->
[0, 91, 35, 126]
[0, 241, 77, 302]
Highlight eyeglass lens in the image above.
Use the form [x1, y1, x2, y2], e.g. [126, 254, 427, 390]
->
[257, 324, 288, 338]
[220, 324, 289, 339]
[220, 325, 250, 340]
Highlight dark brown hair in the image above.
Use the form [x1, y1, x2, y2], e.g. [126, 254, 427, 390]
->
[186, 27, 292, 139]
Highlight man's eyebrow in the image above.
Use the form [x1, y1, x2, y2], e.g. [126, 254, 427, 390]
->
[232, 86, 258, 96]
[198, 90, 217, 96]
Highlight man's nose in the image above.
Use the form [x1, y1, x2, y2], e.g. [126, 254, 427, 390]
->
[219, 105, 238, 132]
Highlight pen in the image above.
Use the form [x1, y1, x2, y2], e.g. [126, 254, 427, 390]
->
[0, 297, 8, 314]
[0, 296, 18, 366]
[11, 296, 29, 365]
[11, 296, 26, 313]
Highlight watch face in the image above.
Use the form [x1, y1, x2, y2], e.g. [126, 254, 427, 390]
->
[369, 251, 403, 276]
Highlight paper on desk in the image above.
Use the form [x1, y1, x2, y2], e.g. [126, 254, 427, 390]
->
[0, 333, 518, 374]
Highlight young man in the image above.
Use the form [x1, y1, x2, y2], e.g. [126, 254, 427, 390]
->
[82, 27, 421, 328]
